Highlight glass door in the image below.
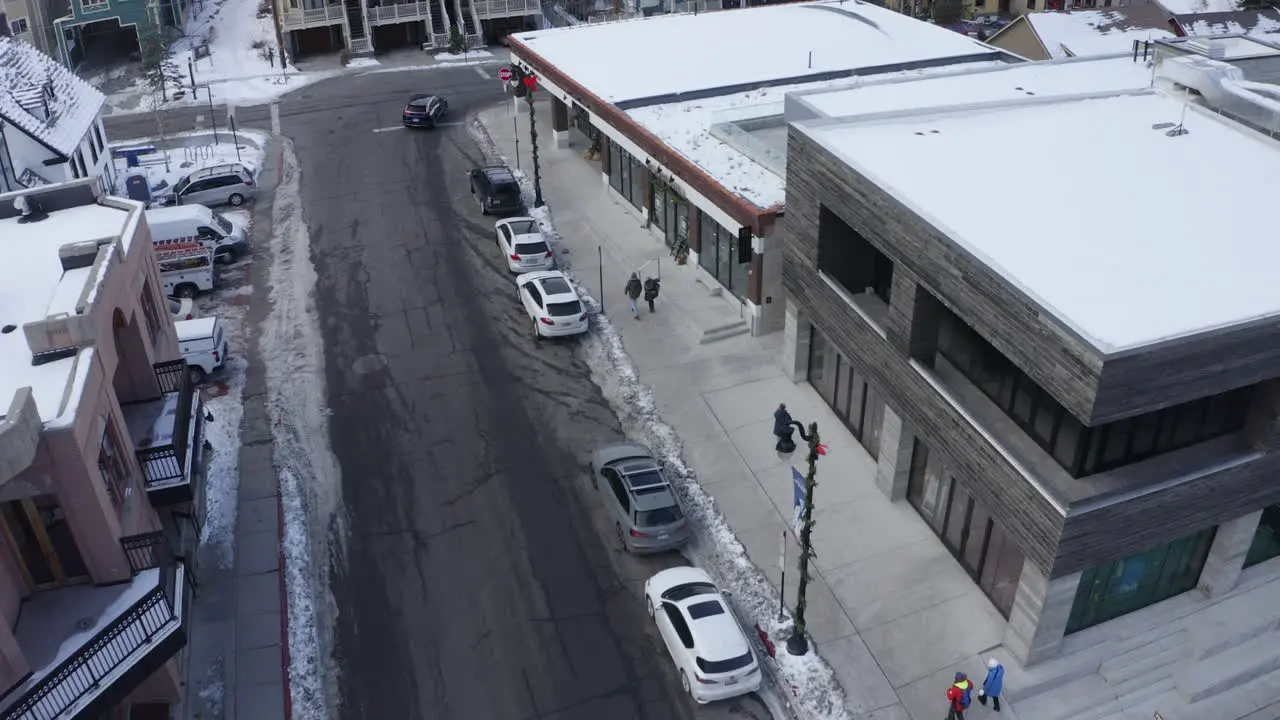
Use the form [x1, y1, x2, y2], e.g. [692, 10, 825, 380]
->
[0, 495, 90, 588]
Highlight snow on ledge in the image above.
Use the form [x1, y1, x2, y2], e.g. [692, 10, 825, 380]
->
[469, 116, 855, 719]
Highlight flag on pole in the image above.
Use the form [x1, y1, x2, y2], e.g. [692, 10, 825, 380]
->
[791, 467, 806, 541]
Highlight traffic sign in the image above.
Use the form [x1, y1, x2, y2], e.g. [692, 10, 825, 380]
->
[498, 66, 513, 81]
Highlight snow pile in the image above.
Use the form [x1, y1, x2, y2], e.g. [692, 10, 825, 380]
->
[201, 354, 247, 569]
[263, 139, 345, 720]
[434, 49, 495, 62]
[468, 116, 854, 720]
[110, 129, 269, 202]
[345, 57, 381, 68]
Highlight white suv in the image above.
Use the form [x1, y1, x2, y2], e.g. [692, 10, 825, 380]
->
[515, 271, 588, 340]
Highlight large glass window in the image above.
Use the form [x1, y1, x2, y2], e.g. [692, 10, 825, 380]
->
[1244, 504, 1280, 568]
[1066, 527, 1217, 633]
[816, 206, 893, 305]
[935, 304, 1252, 477]
[629, 157, 645, 211]
[805, 324, 885, 459]
[698, 212, 750, 302]
[607, 139, 643, 211]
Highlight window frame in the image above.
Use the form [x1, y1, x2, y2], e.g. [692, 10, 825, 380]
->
[97, 417, 132, 509]
[139, 280, 165, 344]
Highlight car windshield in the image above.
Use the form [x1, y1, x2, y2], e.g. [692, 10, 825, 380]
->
[507, 219, 539, 235]
[514, 241, 549, 255]
[686, 600, 725, 620]
[213, 213, 233, 234]
[636, 505, 683, 527]
[546, 300, 582, 317]
[696, 652, 753, 675]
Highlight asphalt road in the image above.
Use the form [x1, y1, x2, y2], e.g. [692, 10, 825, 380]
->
[155, 67, 773, 720]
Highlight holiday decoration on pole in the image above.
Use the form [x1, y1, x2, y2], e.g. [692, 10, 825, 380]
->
[522, 73, 545, 208]
[773, 408, 825, 656]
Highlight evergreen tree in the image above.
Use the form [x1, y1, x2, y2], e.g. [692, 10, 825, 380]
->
[930, 0, 964, 26]
[138, 24, 179, 102]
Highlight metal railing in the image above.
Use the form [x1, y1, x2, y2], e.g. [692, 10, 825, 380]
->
[136, 361, 195, 488]
[472, 0, 540, 16]
[121, 531, 172, 573]
[350, 36, 373, 52]
[280, 3, 345, 26]
[368, 1, 430, 20]
[0, 539, 181, 720]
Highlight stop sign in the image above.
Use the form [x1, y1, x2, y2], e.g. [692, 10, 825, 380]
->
[498, 66, 513, 81]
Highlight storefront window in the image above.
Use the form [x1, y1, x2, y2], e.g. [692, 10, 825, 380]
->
[1066, 527, 1217, 634]
[805, 324, 884, 459]
[1244, 504, 1280, 568]
[650, 178, 667, 233]
[629, 157, 645, 211]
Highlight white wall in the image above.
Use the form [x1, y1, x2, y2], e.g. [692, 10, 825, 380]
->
[1, 113, 115, 193]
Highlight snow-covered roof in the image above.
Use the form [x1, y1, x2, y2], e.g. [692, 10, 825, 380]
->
[797, 90, 1280, 352]
[512, 1, 1002, 105]
[1172, 8, 1280, 36]
[0, 203, 131, 423]
[792, 54, 1154, 118]
[1023, 10, 1175, 58]
[1158, 0, 1243, 16]
[0, 36, 106, 157]
[175, 317, 217, 342]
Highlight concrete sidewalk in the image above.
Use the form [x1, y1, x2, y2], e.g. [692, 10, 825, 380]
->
[476, 98, 1280, 720]
[474, 100, 1010, 720]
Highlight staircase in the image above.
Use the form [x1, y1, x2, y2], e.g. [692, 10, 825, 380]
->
[455, 0, 481, 45]
[345, 0, 372, 53]
[431, 0, 452, 46]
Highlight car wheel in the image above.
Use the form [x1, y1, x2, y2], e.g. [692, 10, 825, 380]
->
[217, 250, 236, 265]
[680, 671, 690, 695]
[189, 366, 207, 386]
[645, 596, 654, 618]
[175, 284, 197, 299]
[228, 193, 245, 206]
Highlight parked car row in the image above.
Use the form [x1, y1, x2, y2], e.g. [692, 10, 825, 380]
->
[466, 162, 761, 705]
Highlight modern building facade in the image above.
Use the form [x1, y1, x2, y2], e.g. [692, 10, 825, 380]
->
[276, 0, 540, 57]
[509, 0, 1014, 338]
[0, 36, 116, 194]
[779, 52, 1280, 672]
[0, 179, 205, 719]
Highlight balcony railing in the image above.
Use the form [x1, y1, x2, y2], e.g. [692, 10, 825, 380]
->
[368, 1, 430, 22]
[281, 3, 345, 27]
[0, 536, 188, 720]
[123, 360, 206, 507]
[472, 0, 540, 17]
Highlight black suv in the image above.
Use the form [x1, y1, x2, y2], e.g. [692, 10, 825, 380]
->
[402, 94, 448, 128]
[469, 165, 523, 216]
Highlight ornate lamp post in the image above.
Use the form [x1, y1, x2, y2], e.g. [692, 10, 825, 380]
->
[774, 406, 825, 656]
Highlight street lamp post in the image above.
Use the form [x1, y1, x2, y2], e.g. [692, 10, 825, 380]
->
[524, 80, 545, 208]
[775, 411, 823, 656]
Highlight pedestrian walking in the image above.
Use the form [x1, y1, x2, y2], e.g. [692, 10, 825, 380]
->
[643, 276, 660, 313]
[978, 658, 1004, 712]
[946, 671, 973, 720]
[625, 272, 642, 319]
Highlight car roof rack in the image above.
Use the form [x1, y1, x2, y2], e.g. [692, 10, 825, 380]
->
[620, 463, 669, 492]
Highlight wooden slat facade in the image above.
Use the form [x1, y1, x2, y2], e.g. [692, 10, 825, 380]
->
[783, 125, 1280, 578]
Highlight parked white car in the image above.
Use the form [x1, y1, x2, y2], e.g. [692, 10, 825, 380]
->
[495, 217, 554, 273]
[644, 567, 761, 704]
[175, 317, 228, 384]
[515, 270, 588, 340]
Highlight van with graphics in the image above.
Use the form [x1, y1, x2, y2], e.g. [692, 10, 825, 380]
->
[157, 244, 216, 299]
[146, 206, 249, 264]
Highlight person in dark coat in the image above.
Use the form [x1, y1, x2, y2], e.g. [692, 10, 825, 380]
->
[979, 658, 1004, 712]
[773, 403, 796, 453]
[625, 273, 642, 319]
[643, 277, 660, 313]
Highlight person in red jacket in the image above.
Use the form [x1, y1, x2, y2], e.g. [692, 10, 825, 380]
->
[946, 671, 973, 719]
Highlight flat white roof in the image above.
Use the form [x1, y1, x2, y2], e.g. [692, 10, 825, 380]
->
[796, 55, 1154, 118]
[513, 1, 999, 104]
[176, 316, 217, 341]
[0, 203, 130, 422]
[1024, 11, 1174, 59]
[800, 90, 1280, 352]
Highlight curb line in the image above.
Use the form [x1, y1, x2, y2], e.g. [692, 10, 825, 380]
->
[275, 135, 295, 720]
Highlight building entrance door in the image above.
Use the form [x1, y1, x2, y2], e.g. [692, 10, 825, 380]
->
[0, 495, 91, 588]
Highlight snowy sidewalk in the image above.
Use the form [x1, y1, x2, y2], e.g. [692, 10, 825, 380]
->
[473, 99, 1027, 720]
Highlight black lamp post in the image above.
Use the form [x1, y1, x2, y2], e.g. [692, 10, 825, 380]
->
[774, 407, 822, 656]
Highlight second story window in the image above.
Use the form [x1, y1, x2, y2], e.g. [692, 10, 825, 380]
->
[935, 305, 1252, 477]
[817, 206, 894, 306]
[140, 280, 164, 345]
[98, 416, 131, 508]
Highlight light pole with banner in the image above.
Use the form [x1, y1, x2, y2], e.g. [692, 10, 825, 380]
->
[773, 405, 827, 656]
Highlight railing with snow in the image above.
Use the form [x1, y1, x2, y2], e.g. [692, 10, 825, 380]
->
[281, 3, 345, 26]
[472, 0, 540, 17]
[368, 1, 431, 21]
[134, 360, 197, 492]
[0, 538, 184, 720]
[350, 37, 373, 52]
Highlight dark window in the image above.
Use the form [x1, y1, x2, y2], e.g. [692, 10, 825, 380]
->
[1245, 504, 1280, 568]
[662, 582, 717, 602]
[540, 277, 573, 295]
[686, 600, 725, 619]
[696, 652, 753, 675]
[637, 505, 683, 526]
[506, 219, 538, 235]
[522, 282, 543, 308]
[817, 207, 893, 305]
[1067, 527, 1217, 633]
[514, 240, 549, 255]
[603, 468, 630, 511]
[492, 182, 520, 198]
[547, 301, 582, 317]
[662, 603, 694, 648]
[625, 470, 666, 493]
[808, 325, 835, 408]
[629, 157, 645, 211]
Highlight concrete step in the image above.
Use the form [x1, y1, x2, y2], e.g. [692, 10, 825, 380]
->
[699, 320, 749, 345]
[1099, 631, 1187, 686]
[1186, 586, 1280, 660]
[1117, 676, 1176, 715]
[1163, 666, 1280, 720]
[1175, 631, 1280, 703]
[1011, 674, 1122, 720]
[1015, 625, 1182, 700]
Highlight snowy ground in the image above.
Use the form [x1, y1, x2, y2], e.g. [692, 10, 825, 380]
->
[110, 129, 269, 202]
[470, 117, 853, 719]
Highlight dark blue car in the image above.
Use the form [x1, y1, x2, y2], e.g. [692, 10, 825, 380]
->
[402, 94, 448, 129]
